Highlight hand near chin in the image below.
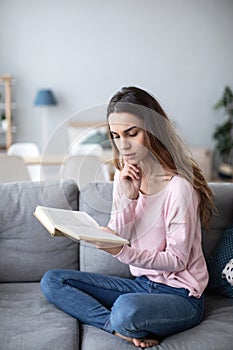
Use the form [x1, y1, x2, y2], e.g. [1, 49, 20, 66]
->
[120, 161, 142, 200]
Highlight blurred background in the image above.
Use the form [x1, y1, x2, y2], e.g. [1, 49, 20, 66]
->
[0, 0, 233, 181]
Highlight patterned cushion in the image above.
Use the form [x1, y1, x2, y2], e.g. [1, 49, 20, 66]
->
[222, 258, 233, 286]
[207, 224, 233, 297]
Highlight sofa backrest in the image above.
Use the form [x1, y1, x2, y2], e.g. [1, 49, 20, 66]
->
[1, 180, 232, 283]
[203, 182, 233, 258]
[79, 181, 233, 277]
[0, 180, 79, 282]
[79, 182, 132, 278]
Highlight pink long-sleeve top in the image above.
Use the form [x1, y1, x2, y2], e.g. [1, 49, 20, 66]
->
[108, 172, 209, 298]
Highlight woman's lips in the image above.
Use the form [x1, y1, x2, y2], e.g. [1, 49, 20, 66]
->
[123, 153, 136, 159]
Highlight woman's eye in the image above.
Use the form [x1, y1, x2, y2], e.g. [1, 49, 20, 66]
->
[128, 132, 138, 137]
[110, 130, 138, 139]
[111, 133, 120, 139]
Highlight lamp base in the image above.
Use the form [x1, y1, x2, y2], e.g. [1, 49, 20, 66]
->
[41, 108, 48, 151]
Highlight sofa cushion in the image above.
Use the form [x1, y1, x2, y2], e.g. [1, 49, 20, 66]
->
[222, 258, 233, 287]
[79, 182, 131, 277]
[0, 180, 79, 282]
[0, 282, 79, 350]
[207, 224, 233, 297]
[81, 294, 233, 350]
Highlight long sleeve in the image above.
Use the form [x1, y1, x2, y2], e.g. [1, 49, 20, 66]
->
[114, 178, 199, 272]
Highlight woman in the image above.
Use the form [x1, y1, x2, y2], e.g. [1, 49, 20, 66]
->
[40, 86, 216, 348]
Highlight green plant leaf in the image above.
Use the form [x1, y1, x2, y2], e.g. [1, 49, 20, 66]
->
[213, 86, 233, 164]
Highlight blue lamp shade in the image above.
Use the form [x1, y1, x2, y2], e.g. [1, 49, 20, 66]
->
[34, 89, 57, 106]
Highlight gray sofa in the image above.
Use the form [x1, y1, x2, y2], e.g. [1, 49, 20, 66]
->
[0, 179, 233, 350]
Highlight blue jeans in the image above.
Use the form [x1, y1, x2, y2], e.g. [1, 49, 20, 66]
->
[40, 270, 204, 339]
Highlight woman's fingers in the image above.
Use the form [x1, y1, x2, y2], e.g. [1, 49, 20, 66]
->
[121, 163, 141, 181]
[119, 162, 142, 199]
[100, 226, 118, 235]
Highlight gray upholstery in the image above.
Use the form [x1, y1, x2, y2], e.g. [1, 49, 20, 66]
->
[81, 295, 233, 350]
[202, 182, 233, 258]
[79, 182, 131, 277]
[0, 283, 79, 350]
[0, 180, 233, 350]
[0, 180, 79, 282]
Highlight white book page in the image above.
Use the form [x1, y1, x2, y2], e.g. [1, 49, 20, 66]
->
[56, 225, 129, 244]
[36, 206, 99, 228]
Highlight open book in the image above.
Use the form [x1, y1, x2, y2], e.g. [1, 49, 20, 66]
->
[34, 205, 129, 245]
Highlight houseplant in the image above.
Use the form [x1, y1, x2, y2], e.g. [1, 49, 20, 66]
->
[213, 86, 233, 179]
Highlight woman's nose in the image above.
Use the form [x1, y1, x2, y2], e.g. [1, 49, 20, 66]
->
[119, 138, 131, 150]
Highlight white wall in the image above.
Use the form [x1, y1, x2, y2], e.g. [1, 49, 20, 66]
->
[1, 0, 233, 153]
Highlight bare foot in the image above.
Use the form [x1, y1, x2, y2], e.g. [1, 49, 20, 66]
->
[114, 332, 159, 348]
[133, 337, 159, 348]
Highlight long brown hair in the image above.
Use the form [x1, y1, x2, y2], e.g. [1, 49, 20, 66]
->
[107, 86, 216, 229]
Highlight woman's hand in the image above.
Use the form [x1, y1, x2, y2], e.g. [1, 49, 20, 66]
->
[85, 227, 124, 255]
[119, 161, 142, 199]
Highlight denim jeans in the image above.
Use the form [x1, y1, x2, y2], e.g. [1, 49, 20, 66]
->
[40, 270, 204, 339]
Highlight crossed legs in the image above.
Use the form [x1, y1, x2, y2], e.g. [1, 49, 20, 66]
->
[40, 270, 204, 348]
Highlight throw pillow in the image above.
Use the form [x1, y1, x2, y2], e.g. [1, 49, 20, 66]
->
[222, 258, 233, 286]
[207, 224, 233, 298]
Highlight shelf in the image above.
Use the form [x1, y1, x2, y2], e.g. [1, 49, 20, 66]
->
[0, 102, 16, 109]
[0, 74, 14, 149]
[0, 125, 17, 133]
[0, 75, 15, 85]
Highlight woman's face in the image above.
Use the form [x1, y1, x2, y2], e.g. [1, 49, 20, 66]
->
[108, 112, 149, 165]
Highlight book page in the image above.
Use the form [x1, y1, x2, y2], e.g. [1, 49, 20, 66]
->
[35, 206, 100, 229]
[56, 225, 129, 245]
[35, 206, 129, 245]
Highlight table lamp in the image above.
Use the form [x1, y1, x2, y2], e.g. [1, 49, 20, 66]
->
[34, 89, 57, 149]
